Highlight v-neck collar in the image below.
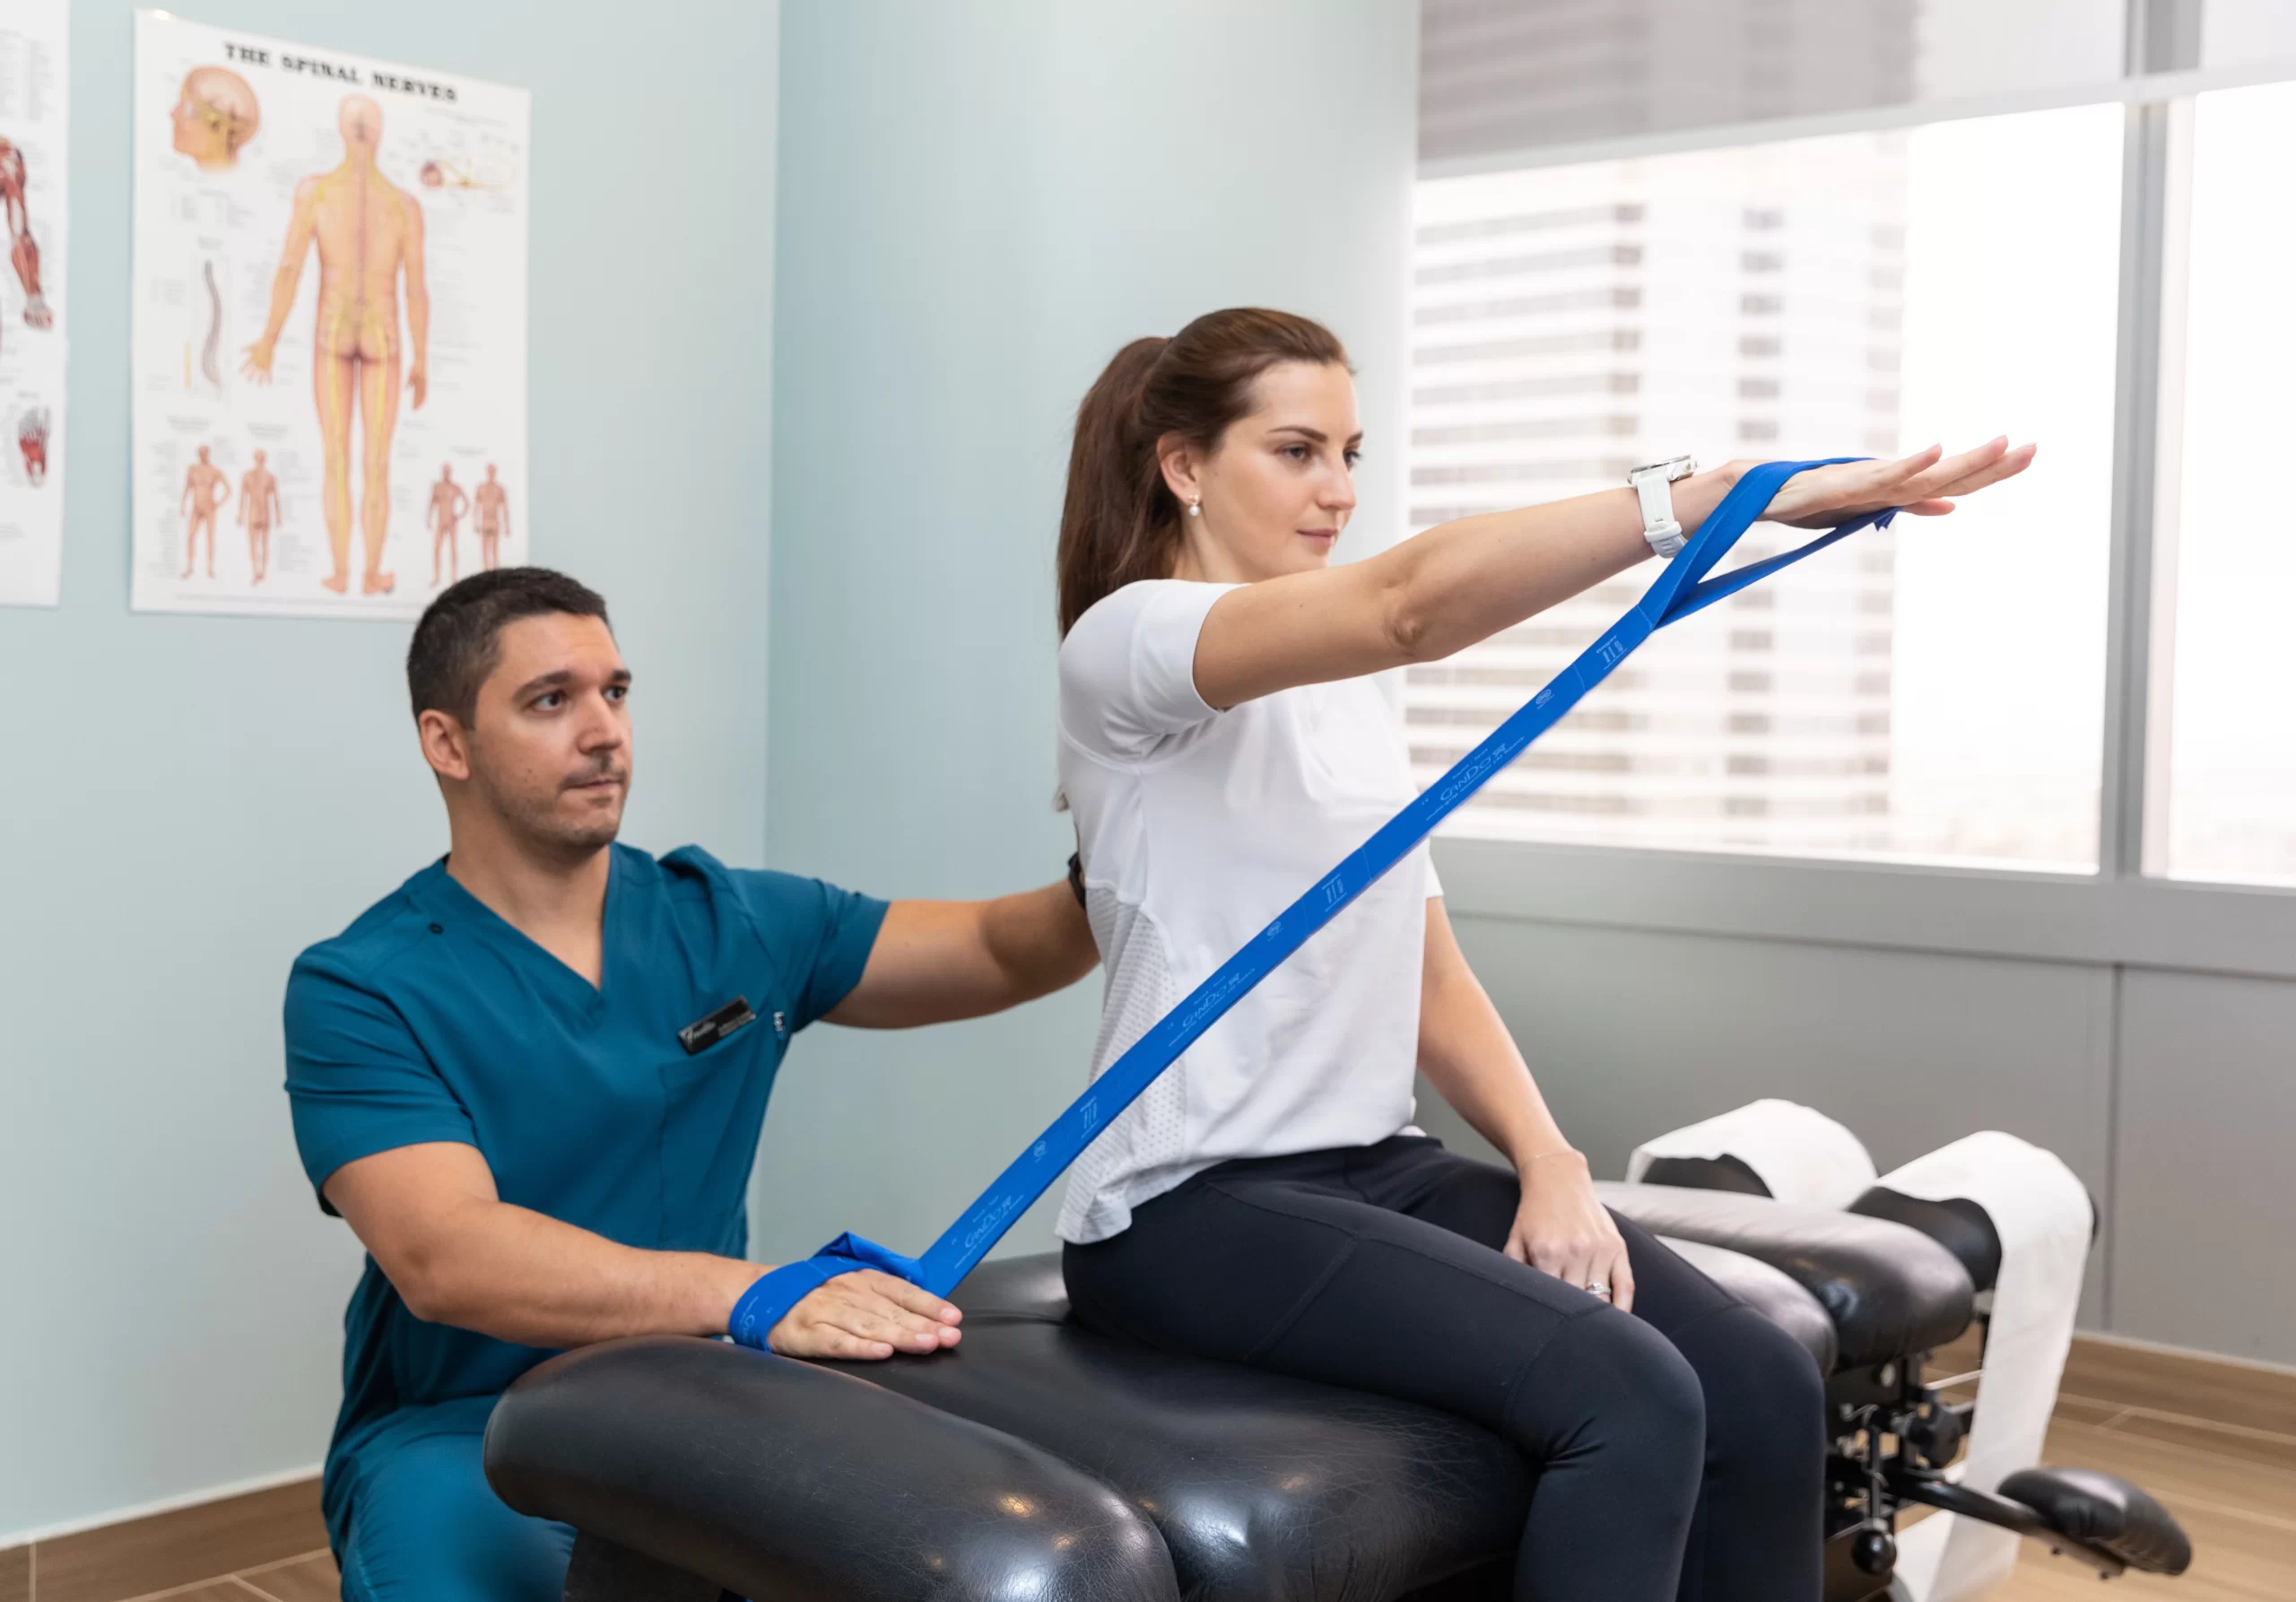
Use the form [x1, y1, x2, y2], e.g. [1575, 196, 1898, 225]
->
[422, 848, 621, 1021]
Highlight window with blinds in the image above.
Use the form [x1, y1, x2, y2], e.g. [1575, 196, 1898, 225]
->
[1403, 108, 2124, 866]
[1408, 0, 2296, 883]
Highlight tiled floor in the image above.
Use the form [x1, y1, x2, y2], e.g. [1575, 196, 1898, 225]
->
[15, 1336, 2294, 1602]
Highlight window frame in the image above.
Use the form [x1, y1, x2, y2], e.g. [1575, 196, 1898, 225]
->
[1417, 1, 2296, 980]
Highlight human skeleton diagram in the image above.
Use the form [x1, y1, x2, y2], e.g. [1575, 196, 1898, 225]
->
[0, 138, 52, 356]
[239, 448, 282, 585]
[244, 94, 428, 597]
[474, 463, 509, 571]
[427, 462, 468, 587]
[179, 445, 230, 579]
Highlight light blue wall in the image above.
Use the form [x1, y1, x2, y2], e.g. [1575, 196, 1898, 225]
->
[0, 0, 779, 1538]
[758, 1, 1421, 1261]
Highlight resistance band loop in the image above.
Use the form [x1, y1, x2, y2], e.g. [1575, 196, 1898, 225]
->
[731, 457, 1896, 1350]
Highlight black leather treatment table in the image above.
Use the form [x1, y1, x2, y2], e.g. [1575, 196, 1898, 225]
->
[483, 1171, 2191, 1602]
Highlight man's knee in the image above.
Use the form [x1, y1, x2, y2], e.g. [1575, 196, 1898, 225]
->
[341, 1432, 573, 1602]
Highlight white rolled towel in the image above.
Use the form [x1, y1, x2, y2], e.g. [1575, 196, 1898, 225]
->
[1880, 1131, 2092, 1602]
[1624, 1098, 1877, 1208]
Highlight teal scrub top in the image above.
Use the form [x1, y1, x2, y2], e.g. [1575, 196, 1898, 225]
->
[283, 842, 887, 1547]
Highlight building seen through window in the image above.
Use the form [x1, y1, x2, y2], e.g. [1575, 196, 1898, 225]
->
[1404, 108, 2122, 867]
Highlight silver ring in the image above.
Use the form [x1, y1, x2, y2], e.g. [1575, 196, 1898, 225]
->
[1585, 1283, 1611, 1297]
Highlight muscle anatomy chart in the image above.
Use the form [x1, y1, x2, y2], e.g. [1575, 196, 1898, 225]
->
[132, 13, 529, 618]
[0, 0, 67, 608]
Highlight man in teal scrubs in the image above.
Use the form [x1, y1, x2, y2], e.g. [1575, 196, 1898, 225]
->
[285, 568, 1100, 1602]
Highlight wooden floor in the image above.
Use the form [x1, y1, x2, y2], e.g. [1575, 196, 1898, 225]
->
[1947, 1334, 2296, 1601]
[74, 1554, 340, 1602]
[0, 1474, 335, 1602]
[3, 1336, 2288, 1602]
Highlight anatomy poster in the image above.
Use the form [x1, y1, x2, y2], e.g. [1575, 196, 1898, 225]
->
[131, 13, 528, 619]
[0, 0, 66, 609]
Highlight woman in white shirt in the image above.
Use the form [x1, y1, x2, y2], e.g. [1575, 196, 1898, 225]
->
[1053, 308, 2030, 1602]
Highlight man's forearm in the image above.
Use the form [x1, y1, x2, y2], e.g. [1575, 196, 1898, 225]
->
[826, 881, 1097, 1027]
[406, 1195, 761, 1348]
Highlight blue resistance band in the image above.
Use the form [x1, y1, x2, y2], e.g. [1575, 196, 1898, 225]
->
[730, 457, 1897, 1349]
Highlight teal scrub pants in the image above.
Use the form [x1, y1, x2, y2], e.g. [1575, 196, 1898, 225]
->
[337, 1429, 574, 1602]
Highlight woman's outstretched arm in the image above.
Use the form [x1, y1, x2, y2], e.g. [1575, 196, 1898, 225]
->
[1414, 897, 1637, 1310]
[1190, 438, 2033, 711]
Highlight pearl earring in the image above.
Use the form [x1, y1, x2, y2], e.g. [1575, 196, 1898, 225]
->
[1188, 498, 1202, 518]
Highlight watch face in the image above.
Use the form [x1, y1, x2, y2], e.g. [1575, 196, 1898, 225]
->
[1631, 455, 1695, 481]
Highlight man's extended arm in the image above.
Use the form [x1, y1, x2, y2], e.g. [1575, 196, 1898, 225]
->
[326, 1140, 961, 1358]
[825, 880, 1097, 1028]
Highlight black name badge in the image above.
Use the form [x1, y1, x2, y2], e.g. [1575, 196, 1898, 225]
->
[677, 997, 758, 1056]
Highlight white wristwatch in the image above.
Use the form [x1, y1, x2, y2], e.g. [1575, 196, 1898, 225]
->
[1627, 456, 1698, 558]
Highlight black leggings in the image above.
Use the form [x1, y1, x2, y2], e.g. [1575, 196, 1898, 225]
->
[1062, 1136, 1822, 1602]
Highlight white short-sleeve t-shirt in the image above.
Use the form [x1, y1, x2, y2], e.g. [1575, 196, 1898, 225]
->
[1056, 578, 1440, 1244]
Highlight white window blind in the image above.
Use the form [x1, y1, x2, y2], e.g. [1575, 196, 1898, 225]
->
[1419, 0, 2128, 168]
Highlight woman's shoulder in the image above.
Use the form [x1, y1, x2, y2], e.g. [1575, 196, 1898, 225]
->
[1065, 578, 1225, 642]
[1061, 579, 1232, 679]
[1060, 579, 1240, 752]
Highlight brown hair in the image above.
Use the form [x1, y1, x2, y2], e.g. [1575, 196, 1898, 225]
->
[1057, 308, 1351, 635]
[407, 566, 611, 725]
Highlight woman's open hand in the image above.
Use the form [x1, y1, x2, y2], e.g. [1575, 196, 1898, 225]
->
[1754, 436, 2037, 530]
[1505, 1149, 1636, 1314]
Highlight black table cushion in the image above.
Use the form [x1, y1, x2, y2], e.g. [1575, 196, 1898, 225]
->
[838, 1254, 1534, 1602]
[1597, 1183, 1974, 1366]
[485, 1334, 1181, 1602]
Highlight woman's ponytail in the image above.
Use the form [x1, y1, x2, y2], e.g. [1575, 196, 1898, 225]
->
[1057, 309, 1351, 636]
[1057, 336, 1170, 637]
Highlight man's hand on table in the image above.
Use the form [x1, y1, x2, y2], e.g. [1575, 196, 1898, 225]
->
[326, 1142, 965, 1357]
[764, 1269, 963, 1359]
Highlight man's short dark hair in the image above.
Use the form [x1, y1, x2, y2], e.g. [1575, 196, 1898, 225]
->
[406, 567, 612, 725]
